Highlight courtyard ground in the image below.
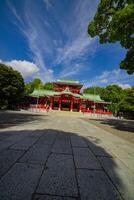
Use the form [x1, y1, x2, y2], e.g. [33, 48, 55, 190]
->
[0, 111, 134, 200]
[83, 118, 134, 144]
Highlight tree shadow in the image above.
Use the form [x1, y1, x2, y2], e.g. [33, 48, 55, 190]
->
[88, 118, 134, 133]
[0, 111, 47, 129]
[0, 128, 127, 199]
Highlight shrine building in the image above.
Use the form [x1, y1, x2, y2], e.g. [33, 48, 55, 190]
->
[28, 79, 111, 114]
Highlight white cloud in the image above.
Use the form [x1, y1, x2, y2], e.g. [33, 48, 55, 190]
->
[0, 59, 39, 78]
[43, 0, 52, 9]
[86, 69, 134, 87]
[7, 0, 99, 80]
[56, 0, 99, 66]
[100, 79, 108, 83]
[59, 63, 84, 78]
[116, 83, 131, 89]
[7, 0, 55, 82]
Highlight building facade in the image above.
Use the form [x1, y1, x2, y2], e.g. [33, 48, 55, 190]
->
[28, 79, 111, 114]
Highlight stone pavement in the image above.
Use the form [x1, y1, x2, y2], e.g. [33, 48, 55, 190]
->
[0, 113, 134, 200]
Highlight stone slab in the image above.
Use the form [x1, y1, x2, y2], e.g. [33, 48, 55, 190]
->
[33, 194, 76, 200]
[77, 169, 121, 200]
[87, 139, 113, 157]
[73, 147, 102, 169]
[52, 135, 72, 154]
[37, 154, 78, 197]
[98, 157, 134, 200]
[119, 158, 134, 173]
[20, 143, 51, 164]
[10, 136, 39, 150]
[0, 149, 24, 178]
[0, 163, 43, 200]
[37, 131, 57, 145]
[0, 134, 26, 152]
[70, 136, 88, 147]
[0, 133, 12, 141]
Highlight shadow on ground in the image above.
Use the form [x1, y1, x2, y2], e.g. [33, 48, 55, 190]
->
[0, 111, 46, 129]
[0, 128, 125, 200]
[87, 118, 134, 133]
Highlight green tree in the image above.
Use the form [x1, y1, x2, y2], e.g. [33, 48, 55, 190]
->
[24, 82, 34, 95]
[83, 86, 104, 96]
[0, 63, 24, 109]
[88, 0, 134, 74]
[120, 86, 134, 118]
[101, 85, 125, 113]
[24, 78, 43, 95]
[43, 82, 53, 90]
[31, 78, 43, 89]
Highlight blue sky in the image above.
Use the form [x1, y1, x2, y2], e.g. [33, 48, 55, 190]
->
[0, 0, 133, 88]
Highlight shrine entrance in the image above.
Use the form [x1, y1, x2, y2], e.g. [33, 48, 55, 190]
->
[72, 100, 79, 112]
[53, 100, 59, 110]
[61, 100, 71, 111]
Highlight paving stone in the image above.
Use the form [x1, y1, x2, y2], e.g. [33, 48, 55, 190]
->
[10, 136, 39, 150]
[73, 147, 102, 169]
[77, 169, 121, 200]
[0, 133, 12, 141]
[0, 134, 26, 152]
[110, 147, 133, 158]
[33, 194, 76, 200]
[70, 136, 88, 147]
[52, 135, 72, 154]
[0, 163, 43, 200]
[20, 143, 51, 164]
[98, 157, 134, 200]
[37, 131, 57, 145]
[0, 149, 24, 178]
[119, 158, 134, 173]
[37, 154, 78, 197]
[87, 139, 113, 157]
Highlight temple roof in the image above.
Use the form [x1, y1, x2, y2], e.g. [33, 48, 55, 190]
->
[56, 79, 80, 84]
[82, 93, 104, 102]
[29, 89, 58, 97]
[29, 89, 104, 102]
[29, 88, 82, 98]
[60, 87, 82, 98]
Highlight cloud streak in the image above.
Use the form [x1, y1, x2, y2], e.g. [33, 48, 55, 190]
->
[7, 0, 99, 81]
[85, 69, 134, 88]
[55, 0, 99, 69]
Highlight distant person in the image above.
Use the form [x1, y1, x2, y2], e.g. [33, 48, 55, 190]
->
[46, 105, 50, 113]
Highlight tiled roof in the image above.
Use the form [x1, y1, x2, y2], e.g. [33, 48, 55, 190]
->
[82, 93, 104, 102]
[29, 89, 58, 97]
[29, 89, 104, 102]
[56, 79, 80, 84]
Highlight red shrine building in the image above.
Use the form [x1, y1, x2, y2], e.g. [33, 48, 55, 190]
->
[28, 79, 112, 115]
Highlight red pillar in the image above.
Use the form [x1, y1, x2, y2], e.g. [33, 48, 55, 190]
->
[59, 98, 61, 110]
[50, 97, 53, 110]
[79, 100, 82, 112]
[70, 100, 73, 111]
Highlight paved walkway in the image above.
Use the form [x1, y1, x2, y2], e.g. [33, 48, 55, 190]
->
[0, 113, 134, 200]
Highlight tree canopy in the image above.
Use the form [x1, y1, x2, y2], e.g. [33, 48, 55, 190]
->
[83, 86, 104, 96]
[0, 63, 24, 109]
[88, 0, 134, 74]
[83, 84, 134, 117]
[25, 79, 53, 95]
[25, 78, 43, 95]
[43, 82, 53, 90]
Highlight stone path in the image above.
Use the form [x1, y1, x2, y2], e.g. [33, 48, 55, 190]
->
[0, 113, 134, 200]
